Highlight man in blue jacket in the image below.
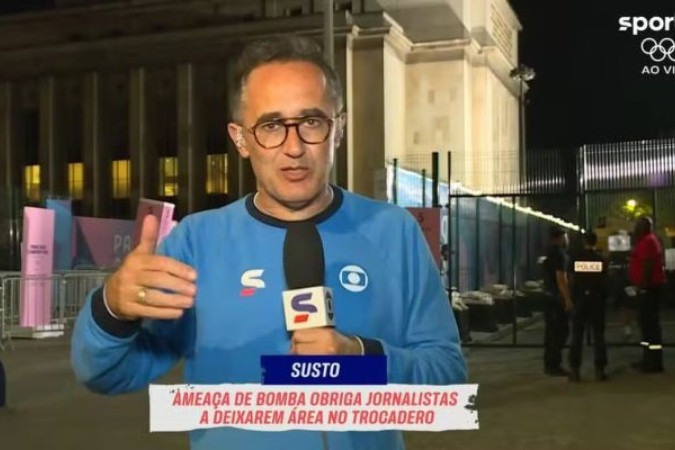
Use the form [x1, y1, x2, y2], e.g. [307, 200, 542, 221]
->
[71, 35, 467, 450]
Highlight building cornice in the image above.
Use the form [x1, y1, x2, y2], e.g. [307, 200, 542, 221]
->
[383, 21, 471, 65]
[0, 13, 366, 79]
[347, 25, 390, 50]
[0, 0, 257, 26]
[383, 21, 524, 98]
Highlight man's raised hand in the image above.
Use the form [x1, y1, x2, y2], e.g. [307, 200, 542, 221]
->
[104, 214, 197, 321]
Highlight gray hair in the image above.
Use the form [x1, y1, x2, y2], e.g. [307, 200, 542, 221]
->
[229, 35, 344, 121]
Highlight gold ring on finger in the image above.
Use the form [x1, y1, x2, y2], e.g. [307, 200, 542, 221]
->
[137, 287, 148, 305]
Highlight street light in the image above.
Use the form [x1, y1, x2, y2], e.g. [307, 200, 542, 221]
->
[510, 64, 536, 191]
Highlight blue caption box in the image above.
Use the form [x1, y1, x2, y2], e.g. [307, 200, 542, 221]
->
[261, 355, 387, 385]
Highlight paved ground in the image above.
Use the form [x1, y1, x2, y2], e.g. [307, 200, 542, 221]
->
[1, 321, 674, 450]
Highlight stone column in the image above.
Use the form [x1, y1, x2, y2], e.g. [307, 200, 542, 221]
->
[0, 82, 21, 191]
[383, 26, 472, 187]
[346, 27, 386, 198]
[177, 63, 207, 215]
[39, 76, 68, 199]
[129, 67, 157, 209]
[82, 72, 111, 217]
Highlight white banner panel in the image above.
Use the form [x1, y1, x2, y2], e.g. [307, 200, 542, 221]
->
[149, 384, 479, 433]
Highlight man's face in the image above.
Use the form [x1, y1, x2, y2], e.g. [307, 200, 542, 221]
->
[228, 61, 342, 210]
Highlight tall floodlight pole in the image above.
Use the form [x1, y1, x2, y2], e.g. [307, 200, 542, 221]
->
[509, 65, 535, 191]
[323, 0, 335, 68]
[324, 0, 337, 184]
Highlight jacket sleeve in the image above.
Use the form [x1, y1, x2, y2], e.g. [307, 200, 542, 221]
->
[366, 214, 467, 385]
[70, 222, 195, 395]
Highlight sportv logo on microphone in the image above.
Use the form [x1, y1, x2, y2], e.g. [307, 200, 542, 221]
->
[291, 292, 316, 324]
[619, 15, 675, 75]
[291, 290, 335, 324]
[283, 287, 335, 331]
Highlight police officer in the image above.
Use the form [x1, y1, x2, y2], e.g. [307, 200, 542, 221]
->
[542, 226, 573, 377]
[569, 231, 608, 382]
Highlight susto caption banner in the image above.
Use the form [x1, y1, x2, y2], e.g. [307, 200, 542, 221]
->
[149, 384, 479, 432]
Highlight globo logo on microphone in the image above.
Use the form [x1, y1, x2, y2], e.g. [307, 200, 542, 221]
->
[326, 291, 334, 321]
[283, 287, 335, 331]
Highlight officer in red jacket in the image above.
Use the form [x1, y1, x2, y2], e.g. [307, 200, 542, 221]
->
[628, 216, 665, 373]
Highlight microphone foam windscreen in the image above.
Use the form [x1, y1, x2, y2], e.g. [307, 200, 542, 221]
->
[283, 222, 325, 289]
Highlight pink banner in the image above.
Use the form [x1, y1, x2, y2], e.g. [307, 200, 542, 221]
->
[73, 217, 135, 269]
[20, 207, 55, 327]
[133, 198, 176, 249]
[407, 208, 442, 269]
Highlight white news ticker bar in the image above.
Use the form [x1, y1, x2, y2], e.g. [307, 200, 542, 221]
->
[149, 383, 479, 433]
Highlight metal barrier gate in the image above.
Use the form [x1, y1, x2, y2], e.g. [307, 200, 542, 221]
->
[0, 270, 109, 349]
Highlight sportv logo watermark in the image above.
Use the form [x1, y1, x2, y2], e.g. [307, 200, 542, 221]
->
[619, 15, 675, 75]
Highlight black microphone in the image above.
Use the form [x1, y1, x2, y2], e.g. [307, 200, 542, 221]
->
[282, 222, 335, 331]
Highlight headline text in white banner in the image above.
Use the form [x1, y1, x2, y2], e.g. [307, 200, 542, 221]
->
[149, 384, 479, 433]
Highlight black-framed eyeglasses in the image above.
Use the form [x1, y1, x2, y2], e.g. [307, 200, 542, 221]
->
[239, 116, 338, 149]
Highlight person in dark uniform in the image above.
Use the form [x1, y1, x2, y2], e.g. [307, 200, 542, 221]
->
[629, 216, 666, 373]
[441, 244, 471, 344]
[568, 231, 608, 382]
[542, 226, 573, 376]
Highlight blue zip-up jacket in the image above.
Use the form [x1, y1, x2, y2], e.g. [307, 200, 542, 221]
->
[71, 187, 467, 450]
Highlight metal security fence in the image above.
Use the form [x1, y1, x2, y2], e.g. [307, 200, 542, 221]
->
[447, 193, 580, 294]
[0, 275, 64, 349]
[390, 139, 675, 347]
[59, 271, 110, 322]
[0, 270, 109, 349]
[580, 140, 675, 192]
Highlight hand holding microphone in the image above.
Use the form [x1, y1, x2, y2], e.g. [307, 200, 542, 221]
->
[290, 328, 361, 355]
[282, 222, 361, 356]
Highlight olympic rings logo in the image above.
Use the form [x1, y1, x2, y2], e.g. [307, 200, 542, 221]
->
[641, 37, 675, 62]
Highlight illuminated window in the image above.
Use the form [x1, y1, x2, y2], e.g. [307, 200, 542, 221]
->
[68, 162, 84, 200]
[112, 159, 131, 199]
[159, 157, 178, 197]
[206, 154, 228, 194]
[24, 165, 41, 202]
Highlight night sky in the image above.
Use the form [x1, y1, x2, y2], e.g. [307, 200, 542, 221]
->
[511, 0, 675, 150]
